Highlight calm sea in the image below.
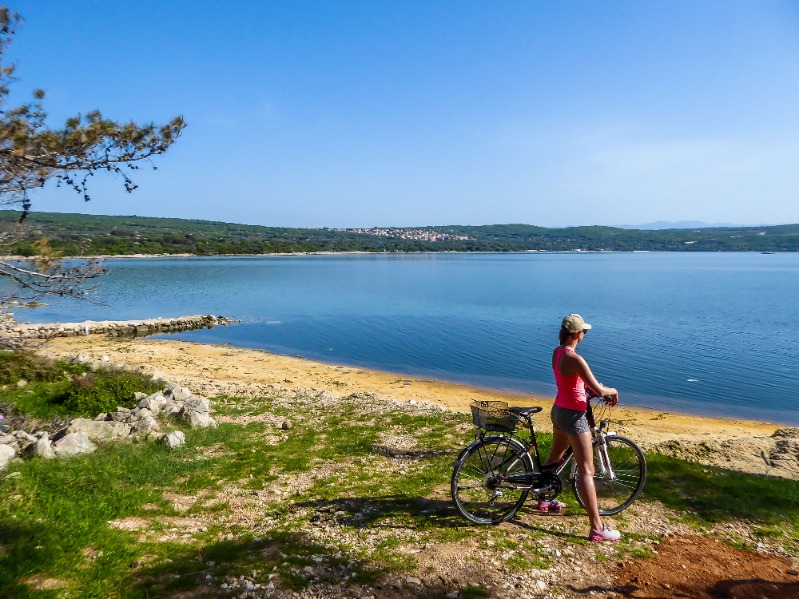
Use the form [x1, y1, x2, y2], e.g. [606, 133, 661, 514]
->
[16, 252, 799, 425]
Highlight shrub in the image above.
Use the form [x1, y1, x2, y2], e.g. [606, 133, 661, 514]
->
[61, 368, 163, 416]
[0, 350, 85, 385]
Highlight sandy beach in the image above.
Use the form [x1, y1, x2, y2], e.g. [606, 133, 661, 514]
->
[34, 335, 798, 481]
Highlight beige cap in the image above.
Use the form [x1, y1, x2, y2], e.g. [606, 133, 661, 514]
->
[562, 314, 592, 333]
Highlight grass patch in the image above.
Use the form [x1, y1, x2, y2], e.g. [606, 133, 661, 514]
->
[644, 453, 799, 525]
[0, 349, 85, 385]
[0, 351, 162, 420]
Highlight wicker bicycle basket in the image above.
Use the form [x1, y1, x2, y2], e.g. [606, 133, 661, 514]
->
[470, 400, 520, 432]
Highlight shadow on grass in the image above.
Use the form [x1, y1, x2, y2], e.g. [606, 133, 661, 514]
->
[643, 453, 799, 524]
[293, 493, 588, 542]
[0, 520, 60, 599]
[131, 529, 462, 599]
[295, 494, 465, 529]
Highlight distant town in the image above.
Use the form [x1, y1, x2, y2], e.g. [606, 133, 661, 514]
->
[329, 228, 472, 242]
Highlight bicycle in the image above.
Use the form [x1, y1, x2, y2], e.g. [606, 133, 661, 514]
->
[450, 394, 646, 525]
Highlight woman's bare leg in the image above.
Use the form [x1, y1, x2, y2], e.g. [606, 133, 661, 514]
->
[543, 425, 570, 467]
[570, 430, 603, 531]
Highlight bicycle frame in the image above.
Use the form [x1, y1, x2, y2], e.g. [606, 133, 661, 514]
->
[480, 400, 616, 492]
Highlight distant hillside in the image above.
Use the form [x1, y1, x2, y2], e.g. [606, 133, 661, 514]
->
[616, 220, 751, 230]
[1, 211, 797, 254]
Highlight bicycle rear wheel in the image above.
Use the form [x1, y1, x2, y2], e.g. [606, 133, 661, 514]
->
[451, 436, 534, 525]
[572, 435, 646, 516]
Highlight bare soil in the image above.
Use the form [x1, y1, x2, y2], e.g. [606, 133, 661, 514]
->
[615, 535, 799, 599]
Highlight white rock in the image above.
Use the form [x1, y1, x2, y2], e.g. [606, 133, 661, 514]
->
[131, 414, 161, 437]
[54, 432, 96, 457]
[162, 430, 185, 448]
[31, 433, 55, 459]
[164, 385, 193, 402]
[185, 411, 218, 428]
[181, 397, 210, 414]
[137, 392, 167, 415]
[133, 407, 154, 420]
[0, 443, 15, 470]
[162, 400, 181, 418]
[67, 418, 132, 441]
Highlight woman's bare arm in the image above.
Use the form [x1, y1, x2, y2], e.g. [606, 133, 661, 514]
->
[572, 354, 618, 402]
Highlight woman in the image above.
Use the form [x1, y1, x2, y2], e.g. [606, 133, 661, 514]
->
[539, 313, 621, 542]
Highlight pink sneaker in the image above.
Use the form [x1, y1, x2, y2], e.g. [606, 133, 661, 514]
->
[589, 523, 621, 542]
[537, 499, 567, 512]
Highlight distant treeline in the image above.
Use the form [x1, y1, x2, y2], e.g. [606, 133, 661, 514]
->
[2, 211, 798, 255]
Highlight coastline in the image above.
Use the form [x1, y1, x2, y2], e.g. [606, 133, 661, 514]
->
[35, 336, 788, 472]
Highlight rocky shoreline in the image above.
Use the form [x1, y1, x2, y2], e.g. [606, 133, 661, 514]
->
[3, 314, 237, 347]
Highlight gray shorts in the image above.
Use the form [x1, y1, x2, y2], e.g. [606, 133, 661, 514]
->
[551, 404, 590, 436]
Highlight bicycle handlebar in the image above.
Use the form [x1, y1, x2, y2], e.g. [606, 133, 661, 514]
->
[585, 388, 618, 407]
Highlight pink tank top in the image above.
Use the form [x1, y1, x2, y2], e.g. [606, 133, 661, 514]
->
[553, 347, 587, 411]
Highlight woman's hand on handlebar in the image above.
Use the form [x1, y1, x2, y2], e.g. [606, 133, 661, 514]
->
[586, 385, 618, 406]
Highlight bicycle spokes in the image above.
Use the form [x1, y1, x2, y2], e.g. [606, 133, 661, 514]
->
[451, 436, 534, 525]
[573, 435, 646, 516]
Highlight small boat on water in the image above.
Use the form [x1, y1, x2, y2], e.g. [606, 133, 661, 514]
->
[761, 251, 775, 254]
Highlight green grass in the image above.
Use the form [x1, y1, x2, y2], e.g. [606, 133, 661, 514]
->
[1, 389, 797, 597]
[644, 453, 799, 525]
[0, 350, 85, 385]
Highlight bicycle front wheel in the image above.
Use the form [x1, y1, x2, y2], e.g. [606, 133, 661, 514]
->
[451, 436, 534, 525]
[572, 435, 646, 516]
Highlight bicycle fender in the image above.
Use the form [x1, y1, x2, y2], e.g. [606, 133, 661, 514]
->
[452, 436, 495, 465]
[451, 436, 524, 467]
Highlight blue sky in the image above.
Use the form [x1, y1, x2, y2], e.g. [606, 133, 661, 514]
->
[7, 1, 799, 228]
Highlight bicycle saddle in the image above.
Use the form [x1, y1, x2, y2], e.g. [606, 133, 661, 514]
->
[509, 406, 542, 417]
